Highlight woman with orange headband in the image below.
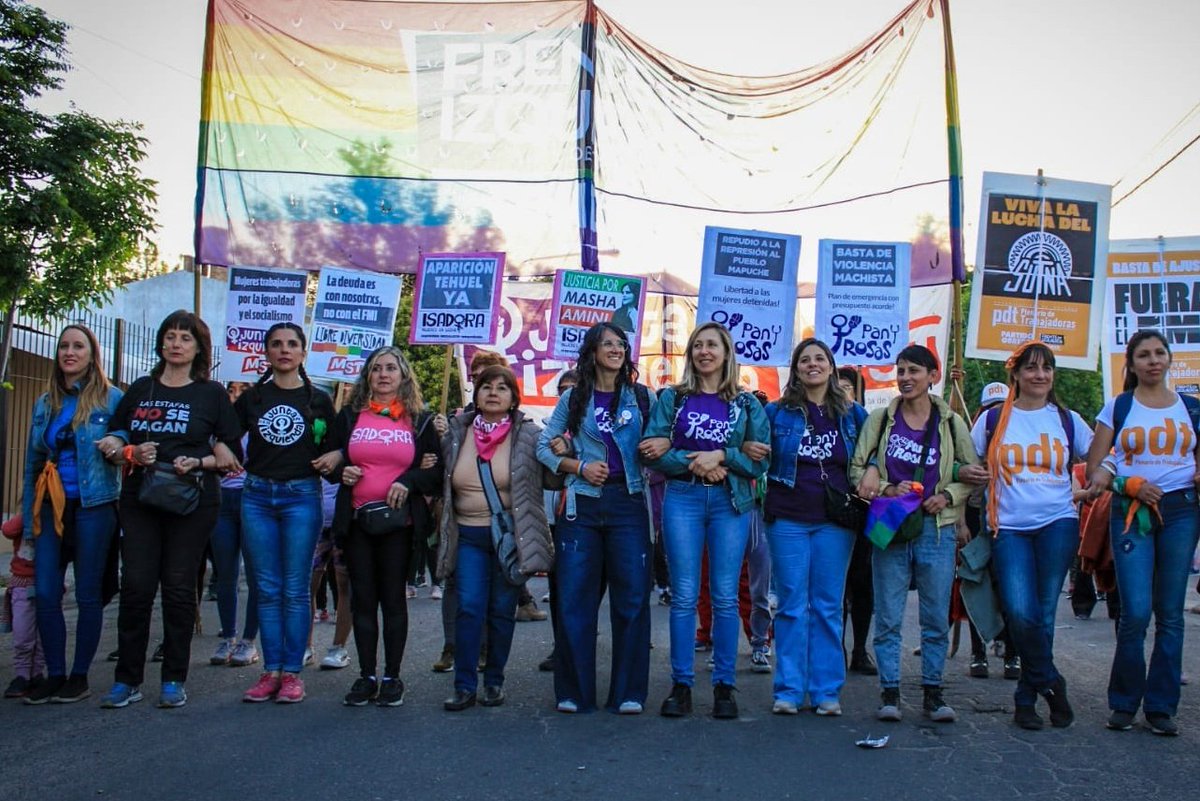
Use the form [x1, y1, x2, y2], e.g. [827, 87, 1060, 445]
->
[1085, 330, 1200, 736]
[960, 341, 1092, 730]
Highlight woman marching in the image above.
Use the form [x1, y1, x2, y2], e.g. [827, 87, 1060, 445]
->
[97, 311, 241, 708]
[538, 323, 654, 714]
[21, 325, 123, 704]
[850, 344, 976, 724]
[640, 322, 770, 719]
[960, 341, 1092, 729]
[236, 323, 339, 704]
[440, 365, 551, 711]
[1086, 330, 1200, 735]
[759, 338, 867, 716]
[333, 346, 441, 707]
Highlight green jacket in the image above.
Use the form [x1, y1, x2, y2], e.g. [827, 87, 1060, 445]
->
[849, 394, 978, 528]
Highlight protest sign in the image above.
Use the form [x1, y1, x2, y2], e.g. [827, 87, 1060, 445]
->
[409, 252, 505, 345]
[219, 266, 308, 381]
[1102, 237, 1200, 396]
[967, 172, 1110, 369]
[815, 240, 911, 367]
[695, 226, 801, 366]
[307, 267, 403, 380]
[549, 270, 647, 360]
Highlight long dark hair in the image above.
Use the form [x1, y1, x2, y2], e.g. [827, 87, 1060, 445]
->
[1007, 342, 1063, 408]
[151, 310, 212, 381]
[566, 323, 638, 436]
[251, 322, 315, 412]
[1122, 329, 1171, 392]
[779, 338, 849, 418]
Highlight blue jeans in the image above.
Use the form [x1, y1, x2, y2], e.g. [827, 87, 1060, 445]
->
[211, 487, 259, 641]
[553, 486, 652, 712]
[767, 518, 855, 704]
[872, 517, 957, 688]
[1109, 488, 1200, 716]
[663, 480, 751, 687]
[453, 525, 520, 694]
[240, 475, 322, 673]
[34, 500, 118, 677]
[992, 517, 1078, 705]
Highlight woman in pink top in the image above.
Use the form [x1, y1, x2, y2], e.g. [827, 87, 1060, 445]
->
[327, 347, 441, 707]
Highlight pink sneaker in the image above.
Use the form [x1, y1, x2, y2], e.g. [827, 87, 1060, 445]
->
[275, 673, 306, 704]
[242, 673, 281, 703]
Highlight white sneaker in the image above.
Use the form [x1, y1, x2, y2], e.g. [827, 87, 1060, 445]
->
[772, 699, 799, 715]
[816, 700, 843, 716]
[430, 584, 444, 601]
[617, 700, 643, 715]
[229, 640, 259, 667]
[303, 648, 315, 667]
[557, 699, 579, 713]
[320, 645, 351, 670]
[406, 585, 417, 599]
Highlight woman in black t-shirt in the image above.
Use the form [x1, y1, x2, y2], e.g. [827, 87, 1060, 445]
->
[236, 323, 338, 705]
[97, 310, 241, 710]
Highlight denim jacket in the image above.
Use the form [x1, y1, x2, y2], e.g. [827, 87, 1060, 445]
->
[22, 386, 124, 539]
[641, 387, 770, 515]
[537, 384, 654, 519]
[764, 400, 868, 487]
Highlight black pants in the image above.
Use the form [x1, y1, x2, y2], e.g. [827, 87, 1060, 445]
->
[344, 523, 412, 679]
[115, 497, 218, 685]
[844, 534, 874, 655]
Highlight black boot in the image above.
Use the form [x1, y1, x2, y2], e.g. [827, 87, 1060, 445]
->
[660, 683, 692, 717]
[1014, 705, 1044, 730]
[1042, 676, 1074, 728]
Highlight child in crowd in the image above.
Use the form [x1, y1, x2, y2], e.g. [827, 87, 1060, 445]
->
[3, 513, 46, 698]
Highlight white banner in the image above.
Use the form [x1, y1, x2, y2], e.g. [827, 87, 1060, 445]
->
[307, 267, 403, 381]
[219, 267, 309, 382]
[815, 239, 912, 367]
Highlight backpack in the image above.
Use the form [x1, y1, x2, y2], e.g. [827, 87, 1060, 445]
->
[1110, 391, 1200, 446]
[984, 403, 1077, 464]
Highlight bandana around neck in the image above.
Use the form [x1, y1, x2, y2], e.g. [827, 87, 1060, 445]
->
[473, 414, 512, 462]
[368, 398, 405, 419]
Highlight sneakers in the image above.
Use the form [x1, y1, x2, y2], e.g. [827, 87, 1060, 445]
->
[23, 675, 65, 705]
[1042, 676, 1074, 728]
[968, 656, 990, 679]
[480, 685, 505, 707]
[750, 648, 772, 674]
[430, 584, 444, 601]
[51, 675, 90, 703]
[4, 675, 38, 699]
[1145, 712, 1179, 736]
[515, 600, 548, 622]
[693, 638, 712, 652]
[275, 674, 305, 703]
[444, 689, 477, 711]
[658, 588, 672, 606]
[432, 646, 455, 673]
[320, 645, 351, 670]
[1003, 655, 1021, 680]
[302, 648, 315, 667]
[100, 682, 143, 708]
[556, 699, 579, 713]
[1106, 710, 1136, 731]
[816, 699, 842, 716]
[660, 683, 692, 717]
[210, 638, 236, 666]
[877, 687, 902, 722]
[158, 682, 188, 708]
[313, 609, 330, 623]
[377, 678, 405, 707]
[1014, 704, 1044, 730]
[242, 672, 282, 703]
[712, 683, 738, 719]
[848, 650, 878, 676]
[538, 652, 556, 672]
[541, 591, 551, 603]
[922, 685, 956, 723]
[772, 699, 799, 715]
[406, 585, 418, 599]
[344, 677, 378, 706]
[230, 640, 259, 667]
[618, 700, 643, 715]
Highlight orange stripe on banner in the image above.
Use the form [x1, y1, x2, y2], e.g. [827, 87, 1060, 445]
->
[557, 305, 612, 325]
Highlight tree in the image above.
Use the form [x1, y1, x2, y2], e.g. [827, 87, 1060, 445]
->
[392, 275, 463, 412]
[0, 0, 157, 382]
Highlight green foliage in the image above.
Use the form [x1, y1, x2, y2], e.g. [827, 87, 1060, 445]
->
[0, 0, 157, 320]
[392, 275, 462, 411]
[955, 273, 1104, 421]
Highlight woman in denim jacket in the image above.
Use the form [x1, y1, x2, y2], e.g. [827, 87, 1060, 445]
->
[21, 325, 122, 704]
[640, 322, 770, 719]
[759, 338, 867, 717]
[538, 323, 654, 714]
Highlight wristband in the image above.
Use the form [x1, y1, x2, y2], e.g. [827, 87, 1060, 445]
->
[951, 463, 960, 482]
[577, 460, 587, 476]
[942, 490, 954, 504]
[123, 445, 136, 464]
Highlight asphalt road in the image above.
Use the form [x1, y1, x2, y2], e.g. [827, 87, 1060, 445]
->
[5, 576, 1199, 801]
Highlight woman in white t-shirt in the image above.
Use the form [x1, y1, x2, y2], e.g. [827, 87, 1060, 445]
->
[1086, 330, 1200, 736]
[962, 342, 1093, 731]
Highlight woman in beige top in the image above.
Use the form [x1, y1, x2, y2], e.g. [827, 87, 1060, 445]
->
[437, 366, 551, 711]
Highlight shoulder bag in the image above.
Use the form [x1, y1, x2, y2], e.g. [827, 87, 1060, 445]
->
[477, 456, 525, 587]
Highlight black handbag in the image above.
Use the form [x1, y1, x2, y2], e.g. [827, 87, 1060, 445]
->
[823, 481, 867, 532]
[138, 462, 203, 516]
[354, 500, 409, 536]
[893, 409, 939, 544]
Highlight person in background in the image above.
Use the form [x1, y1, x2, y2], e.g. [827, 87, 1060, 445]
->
[3, 513, 44, 699]
[641, 322, 770, 720]
[441, 365, 550, 711]
[309, 475, 352, 670]
[1086, 330, 1200, 736]
[97, 311, 241, 709]
[836, 365, 875, 676]
[21, 324, 123, 705]
[538, 368, 579, 673]
[851, 344, 976, 724]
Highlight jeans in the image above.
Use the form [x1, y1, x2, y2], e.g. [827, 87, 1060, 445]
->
[34, 500, 118, 677]
[453, 525, 520, 694]
[344, 522, 413, 679]
[240, 475, 322, 673]
[553, 486, 652, 712]
[211, 487, 259, 641]
[767, 518, 855, 704]
[872, 517, 957, 688]
[992, 517, 1078, 705]
[663, 480, 752, 687]
[1109, 488, 1200, 716]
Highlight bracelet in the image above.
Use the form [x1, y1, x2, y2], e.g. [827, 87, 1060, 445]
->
[942, 490, 954, 504]
[577, 460, 586, 476]
[122, 445, 136, 464]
